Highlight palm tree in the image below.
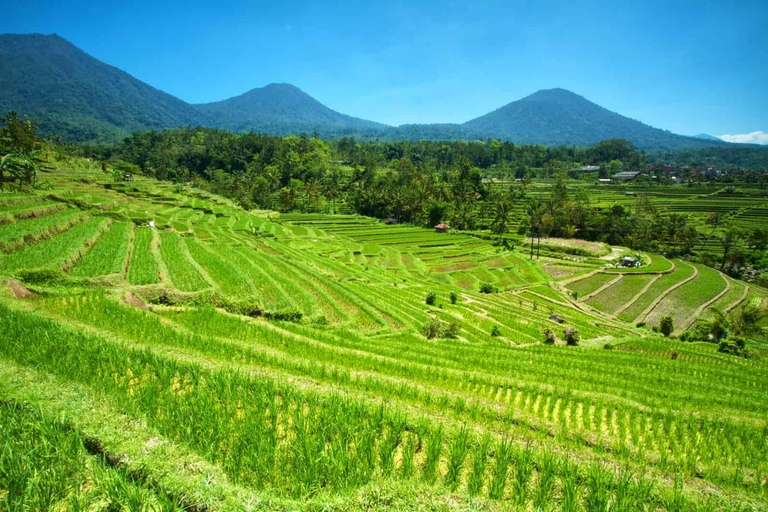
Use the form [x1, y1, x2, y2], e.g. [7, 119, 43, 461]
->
[490, 194, 512, 241]
[711, 304, 768, 339]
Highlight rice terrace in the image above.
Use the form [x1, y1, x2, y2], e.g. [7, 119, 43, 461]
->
[2, 4, 768, 511]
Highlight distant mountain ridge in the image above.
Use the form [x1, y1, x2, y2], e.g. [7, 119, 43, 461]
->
[0, 33, 736, 149]
[197, 83, 388, 135]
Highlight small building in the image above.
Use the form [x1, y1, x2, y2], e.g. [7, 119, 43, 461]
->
[621, 256, 641, 268]
[382, 217, 398, 225]
[434, 223, 450, 233]
[598, 178, 613, 184]
[613, 170, 641, 182]
[549, 314, 564, 324]
[123, 173, 134, 182]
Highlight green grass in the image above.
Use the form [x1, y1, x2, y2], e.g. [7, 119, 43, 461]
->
[0, 216, 109, 272]
[69, 220, 132, 277]
[0, 399, 185, 511]
[127, 226, 159, 285]
[586, 274, 657, 314]
[0, 172, 766, 511]
[159, 230, 210, 292]
[565, 272, 616, 297]
[618, 260, 696, 323]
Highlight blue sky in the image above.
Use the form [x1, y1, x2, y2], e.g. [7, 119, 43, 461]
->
[2, 0, 766, 137]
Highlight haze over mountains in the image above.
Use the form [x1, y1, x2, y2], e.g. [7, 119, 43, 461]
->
[0, 33, 736, 149]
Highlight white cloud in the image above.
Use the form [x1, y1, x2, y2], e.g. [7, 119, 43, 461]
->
[718, 131, 768, 145]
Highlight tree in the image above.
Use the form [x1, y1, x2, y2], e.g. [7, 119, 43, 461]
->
[525, 200, 545, 259]
[0, 111, 38, 154]
[660, 316, 674, 337]
[720, 226, 740, 270]
[490, 191, 513, 241]
[710, 305, 767, 339]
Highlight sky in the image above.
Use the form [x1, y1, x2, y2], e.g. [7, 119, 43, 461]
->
[2, 0, 767, 139]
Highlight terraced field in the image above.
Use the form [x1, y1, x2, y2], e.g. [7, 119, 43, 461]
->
[0, 169, 766, 511]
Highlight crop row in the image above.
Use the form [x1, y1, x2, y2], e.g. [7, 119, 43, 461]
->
[0, 299, 744, 509]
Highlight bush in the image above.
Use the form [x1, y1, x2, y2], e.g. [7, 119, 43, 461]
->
[426, 291, 437, 305]
[564, 327, 580, 346]
[479, 283, 498, 294]
[491, 325, 501, 337]
[422, 318, 460, 339]
[450, 292, 458, 305]
[423, 318, 442, 339]
[603, 343, 614, 350]
[670, 350, 680, 360]
[718, 336, 749, 357]
[543, 329, 556, 345]
[636, 321, 646, 328]
[16, 268, 65, 284]
[660, 316, 674, 337]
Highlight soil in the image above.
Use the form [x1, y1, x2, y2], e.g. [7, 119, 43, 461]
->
[124, 291, 149, 309]
[4, 279, 35, 299]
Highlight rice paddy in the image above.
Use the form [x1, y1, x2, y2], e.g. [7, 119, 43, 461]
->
[0, 168, 766, 511]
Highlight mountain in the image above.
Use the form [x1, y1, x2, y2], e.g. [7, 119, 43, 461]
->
[197, 83, 388, 136]
[0, 34, 387, 142]
[0, 33, 204, 142]
[694, 133, 722, 141]
[0, 34, 745, 150]
[463, 89, 727, 149]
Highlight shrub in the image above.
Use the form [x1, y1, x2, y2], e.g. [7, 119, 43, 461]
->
[636, 321, 646, 328]
[564, 327, 580, 346]
[422, 318, 460, 339]
[491, 325, 501, 337]
[670, 350, 679, 360]
[479, 283, 497, 294]
[425, 291, 437, 305]
[449, 292, 458, 305]
[423, 318, 442, 339]
[603, 343, 614, 350]
[16, 268, 65, 284]
[660, 316, 674, 337]
[444, 322, 460, 339]
[718, 336, 748, 357]
[543, 329, 556, 345]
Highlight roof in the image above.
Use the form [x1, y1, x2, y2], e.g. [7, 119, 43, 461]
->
[613, 170, 641, 179]
[434, 224, 450, 229]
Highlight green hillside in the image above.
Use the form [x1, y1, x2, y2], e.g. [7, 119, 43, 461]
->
[0, 158, 766, 510]
[0, 34, 204, 142]
[197, 83, 389, 136]
[463, 89, 728, 149]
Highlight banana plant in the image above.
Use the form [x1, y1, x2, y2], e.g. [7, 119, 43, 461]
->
[3, 149, 42, 187]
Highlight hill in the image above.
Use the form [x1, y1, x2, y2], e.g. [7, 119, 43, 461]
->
[0, 33, 758, 155]
[197, 83, 389, 136]
[0, 33, 204, 142]
[463, 88, 728, 149]
[694, 133, 722, 141]
[0, 162, 766, 509]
